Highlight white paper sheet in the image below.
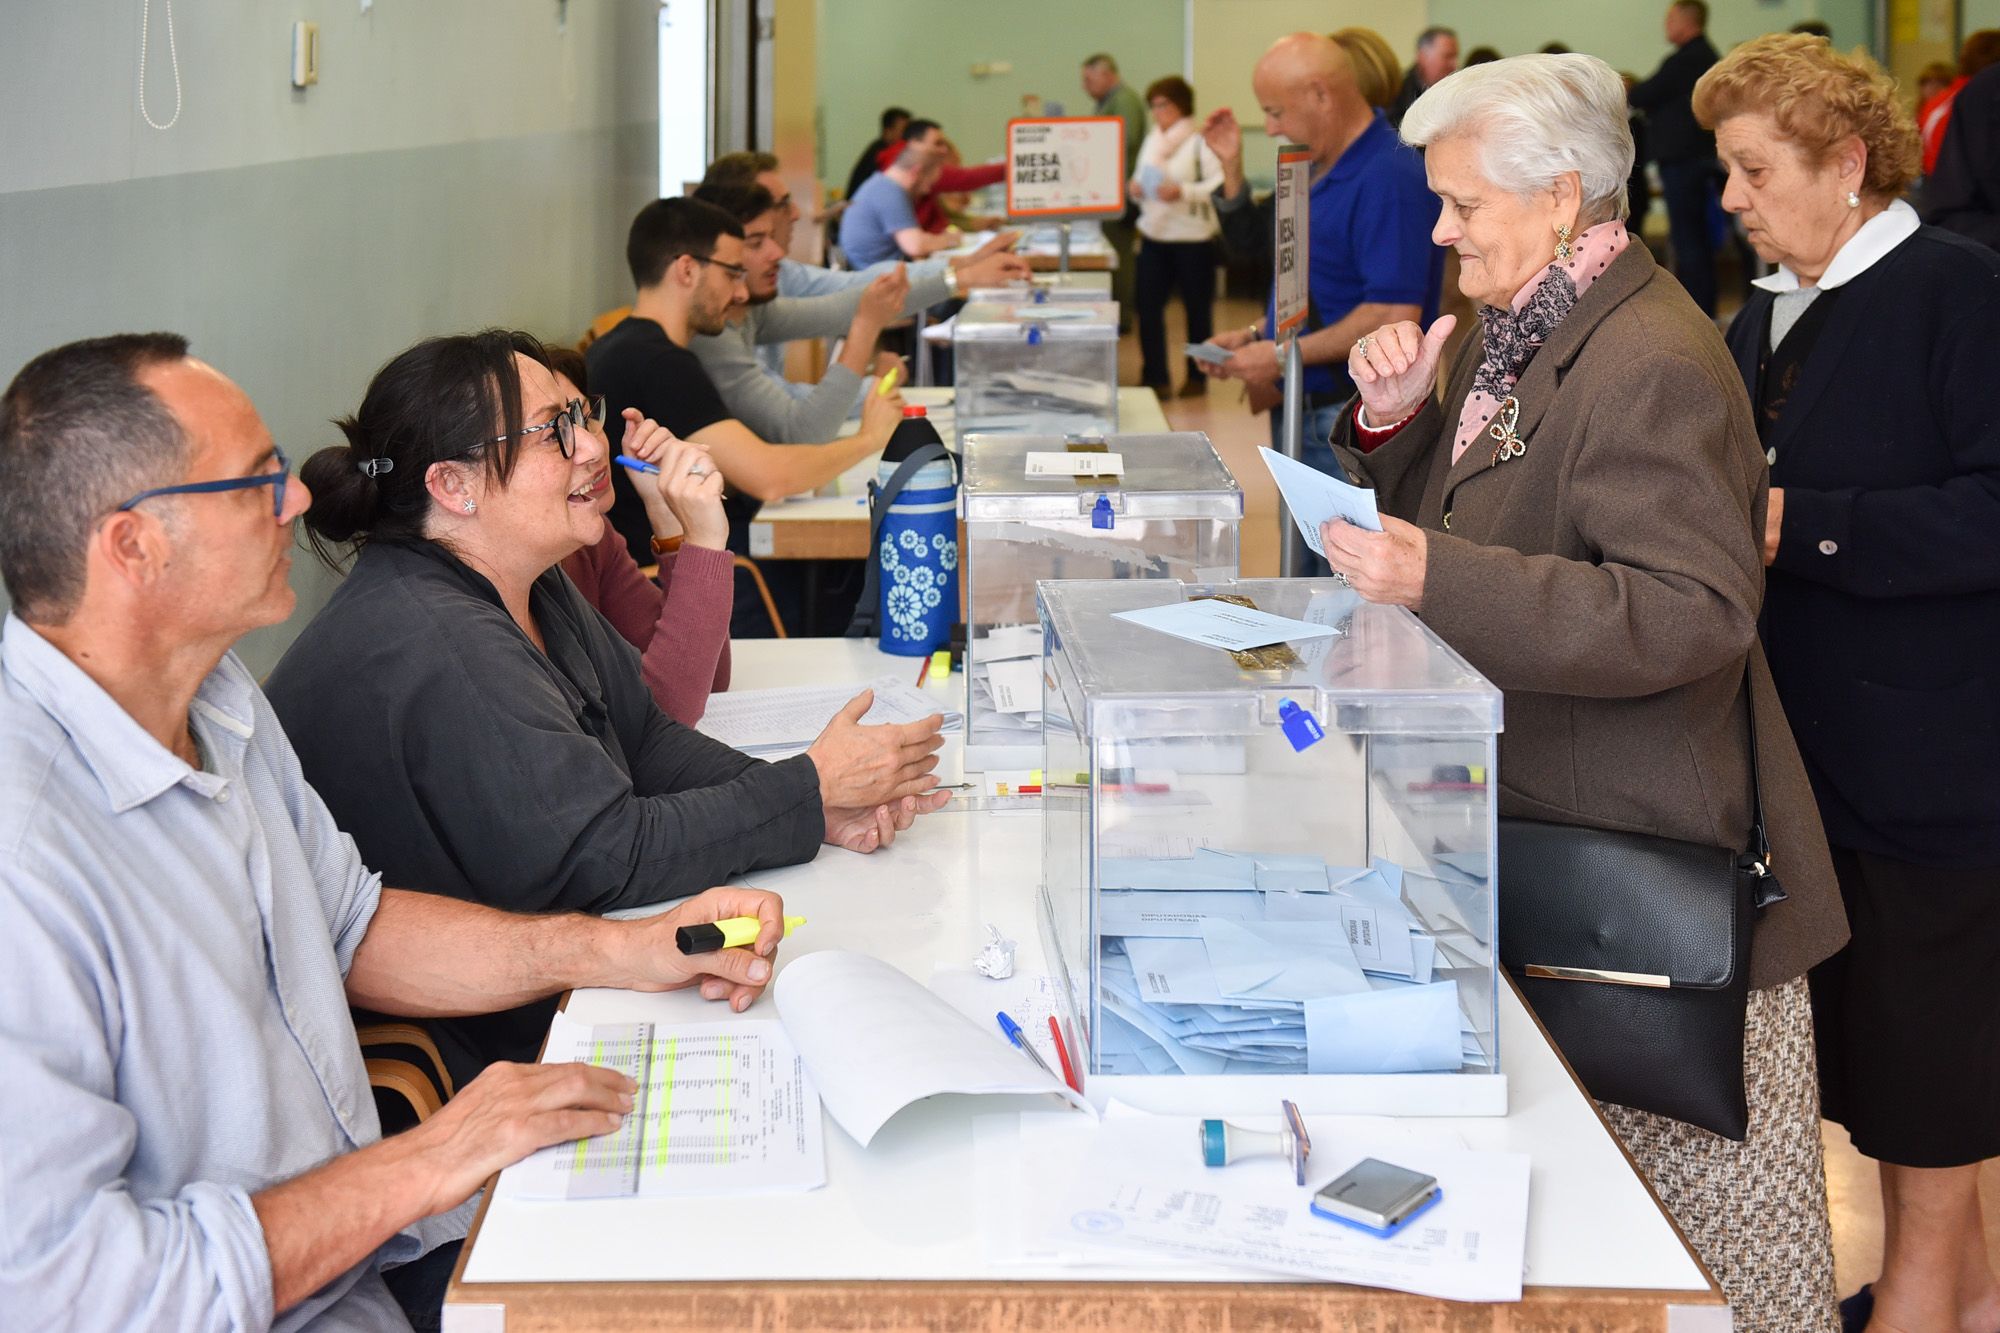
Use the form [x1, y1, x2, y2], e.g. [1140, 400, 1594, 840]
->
[498, 1015, 826, 1200]
[1026, 451, 1125, 478]
[1047, 1112, 1529, 1301]
[983, 658, 1045, 715]
[1112, 598, 1342, 652]
[1259, 446, 1384, 551]
[974, 623, 1044, 662]
[697, 677, 959, 754]
[774, 951, 1089, 1147]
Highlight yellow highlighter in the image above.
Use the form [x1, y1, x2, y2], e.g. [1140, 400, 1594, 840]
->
[675, 915, 806, 955]
[877, 365, 902, 397]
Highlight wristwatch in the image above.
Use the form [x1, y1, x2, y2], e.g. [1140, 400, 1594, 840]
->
[651, 534, 684, 556]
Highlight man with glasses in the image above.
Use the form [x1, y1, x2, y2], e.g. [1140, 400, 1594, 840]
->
[588, 197, 909, 632]
[697, 153, 1028, 434]
[0, 333, 793, 1329]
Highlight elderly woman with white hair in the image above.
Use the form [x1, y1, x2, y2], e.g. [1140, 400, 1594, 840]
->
[1320, 54, 1848, 1331]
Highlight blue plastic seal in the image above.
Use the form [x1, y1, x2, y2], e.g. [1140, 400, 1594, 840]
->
[1091, 493, 1115, 530]
[1026, 324, 1044, 345]
[1031, 287, 1049, 302]
[1199, 1119, 1229, 1167]
[1278, 699, 1325, 751]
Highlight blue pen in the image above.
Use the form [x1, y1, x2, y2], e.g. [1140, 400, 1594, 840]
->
[614, 454, 660, 475]
[996, 1011, 1063, 1084]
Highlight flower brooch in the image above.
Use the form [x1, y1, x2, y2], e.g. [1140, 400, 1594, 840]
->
[1488, 396, 1526, 467]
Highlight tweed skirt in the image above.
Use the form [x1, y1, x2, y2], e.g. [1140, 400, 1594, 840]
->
[1600, 977, 1838, 1333]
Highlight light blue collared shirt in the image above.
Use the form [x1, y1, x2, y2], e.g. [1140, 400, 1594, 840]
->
[0, 615, 465, 1330]
[765, 256, 951, 394]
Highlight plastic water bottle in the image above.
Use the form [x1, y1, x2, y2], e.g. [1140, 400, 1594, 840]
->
[870, 406, 959, 656]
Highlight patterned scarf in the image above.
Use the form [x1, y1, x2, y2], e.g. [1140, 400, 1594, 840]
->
[1452, 220, 1630, 463]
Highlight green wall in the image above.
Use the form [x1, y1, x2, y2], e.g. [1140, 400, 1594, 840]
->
[814, 0, 1187, 193]
[0, 0, 660, 674]
[1428, 0, 1877, 75]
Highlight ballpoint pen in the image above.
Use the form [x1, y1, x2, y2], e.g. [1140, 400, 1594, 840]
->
[996, 1010, 1063, 1086]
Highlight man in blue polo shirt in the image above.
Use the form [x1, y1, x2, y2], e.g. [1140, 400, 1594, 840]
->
[1204, 33, 1443, 482]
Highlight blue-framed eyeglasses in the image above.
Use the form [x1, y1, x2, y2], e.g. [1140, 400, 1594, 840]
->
[114, 444, 292, 518]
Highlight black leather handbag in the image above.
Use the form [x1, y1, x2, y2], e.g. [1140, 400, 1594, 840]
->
[1496, 672, 1785, 1140]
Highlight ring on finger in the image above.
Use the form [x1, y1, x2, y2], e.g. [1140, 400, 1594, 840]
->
[1354, 334, 1373, 358]
[687, 463, 708, 478]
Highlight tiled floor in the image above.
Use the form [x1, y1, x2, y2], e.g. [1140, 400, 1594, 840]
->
[1116, 289, 2000, 1301]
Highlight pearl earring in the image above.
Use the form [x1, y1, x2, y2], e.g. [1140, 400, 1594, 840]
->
[461, 500, 476, 514]
[1845, 191, 1860, 209]
[1554, 222, 1575, 262]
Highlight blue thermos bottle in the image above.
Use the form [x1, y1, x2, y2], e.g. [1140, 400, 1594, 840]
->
[848, 405, 959, 655]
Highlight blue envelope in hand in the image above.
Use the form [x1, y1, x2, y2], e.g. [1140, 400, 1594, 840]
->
[1200, 919, 1371, 1003]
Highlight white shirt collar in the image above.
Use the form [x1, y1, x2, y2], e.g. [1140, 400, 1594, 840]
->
[1752, 199, 1920, 294]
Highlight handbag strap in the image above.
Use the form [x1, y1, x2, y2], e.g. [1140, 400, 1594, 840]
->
[845, 441, 954, 638]
[1739, 659, 1786, 908]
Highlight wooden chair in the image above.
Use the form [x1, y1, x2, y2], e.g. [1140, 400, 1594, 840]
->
[579, 306, 633, 352]
[640, 556, 788, 639]
[358, 1022, 456, 1131]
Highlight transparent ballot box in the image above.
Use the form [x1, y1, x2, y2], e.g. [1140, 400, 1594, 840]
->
[960, 433, 1242, 772]
[1037, 578, 1505, 1116]
[952, 297, 1119, 437]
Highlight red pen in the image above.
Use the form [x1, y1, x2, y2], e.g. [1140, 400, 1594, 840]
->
[916, 654, 932, 686]
[1048, 1015, 1081, 1094]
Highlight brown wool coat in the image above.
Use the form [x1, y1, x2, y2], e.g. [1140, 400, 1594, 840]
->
[1334, 242, 1848, 990]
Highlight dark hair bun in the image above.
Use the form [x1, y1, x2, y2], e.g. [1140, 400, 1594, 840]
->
[299, 439, 378, 545]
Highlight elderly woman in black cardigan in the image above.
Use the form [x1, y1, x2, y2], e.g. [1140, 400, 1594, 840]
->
[1699, 35, 2000, 1333]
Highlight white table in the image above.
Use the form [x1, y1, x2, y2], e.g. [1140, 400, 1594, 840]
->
[747, 387, 1173, 562]
[445, 640, 1727, 1331]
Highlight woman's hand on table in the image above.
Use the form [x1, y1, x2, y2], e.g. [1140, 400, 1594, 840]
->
[1349, 315, 1456, 425]
[824, 792, 952, 853]
[1320, 514, 1429, 608]
[806, 689, 944, 808]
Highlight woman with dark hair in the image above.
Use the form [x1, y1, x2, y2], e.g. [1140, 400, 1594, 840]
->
[1698, 35, 2000, 1332]
[266, 330, 948, 1078]
[1128, 75, 1223, 397]
[541, 346, 731, 726]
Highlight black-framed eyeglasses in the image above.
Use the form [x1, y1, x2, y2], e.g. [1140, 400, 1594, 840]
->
[692, 254, 750, 281]
[466, 395, 606, 461]
[114, 444, 292, 518]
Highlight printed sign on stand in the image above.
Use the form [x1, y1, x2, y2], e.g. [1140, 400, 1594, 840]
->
[1005, 117, 1127, 218]
[1274, 144, 1313, 335]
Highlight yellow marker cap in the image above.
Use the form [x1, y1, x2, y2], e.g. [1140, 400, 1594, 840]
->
[928, 648, 951, 677]
[877, 366, 901, 397]
[714, 915, 806, 949]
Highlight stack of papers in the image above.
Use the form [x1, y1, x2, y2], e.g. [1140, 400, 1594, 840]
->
[1095, 851, 1495, 1076]
[963, 370, 1116, 434]
[1037, 1108, 1531, 1300]
[967, 623, 1074, 748]
[697, 677, 960, 756]
[498, 1015, 826, 1200]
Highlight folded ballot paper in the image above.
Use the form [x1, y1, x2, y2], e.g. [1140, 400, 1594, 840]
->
[697, 677, 962, 756]
[1093, 850, 1494, 1077]
[774, 951, 1090, 1147]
